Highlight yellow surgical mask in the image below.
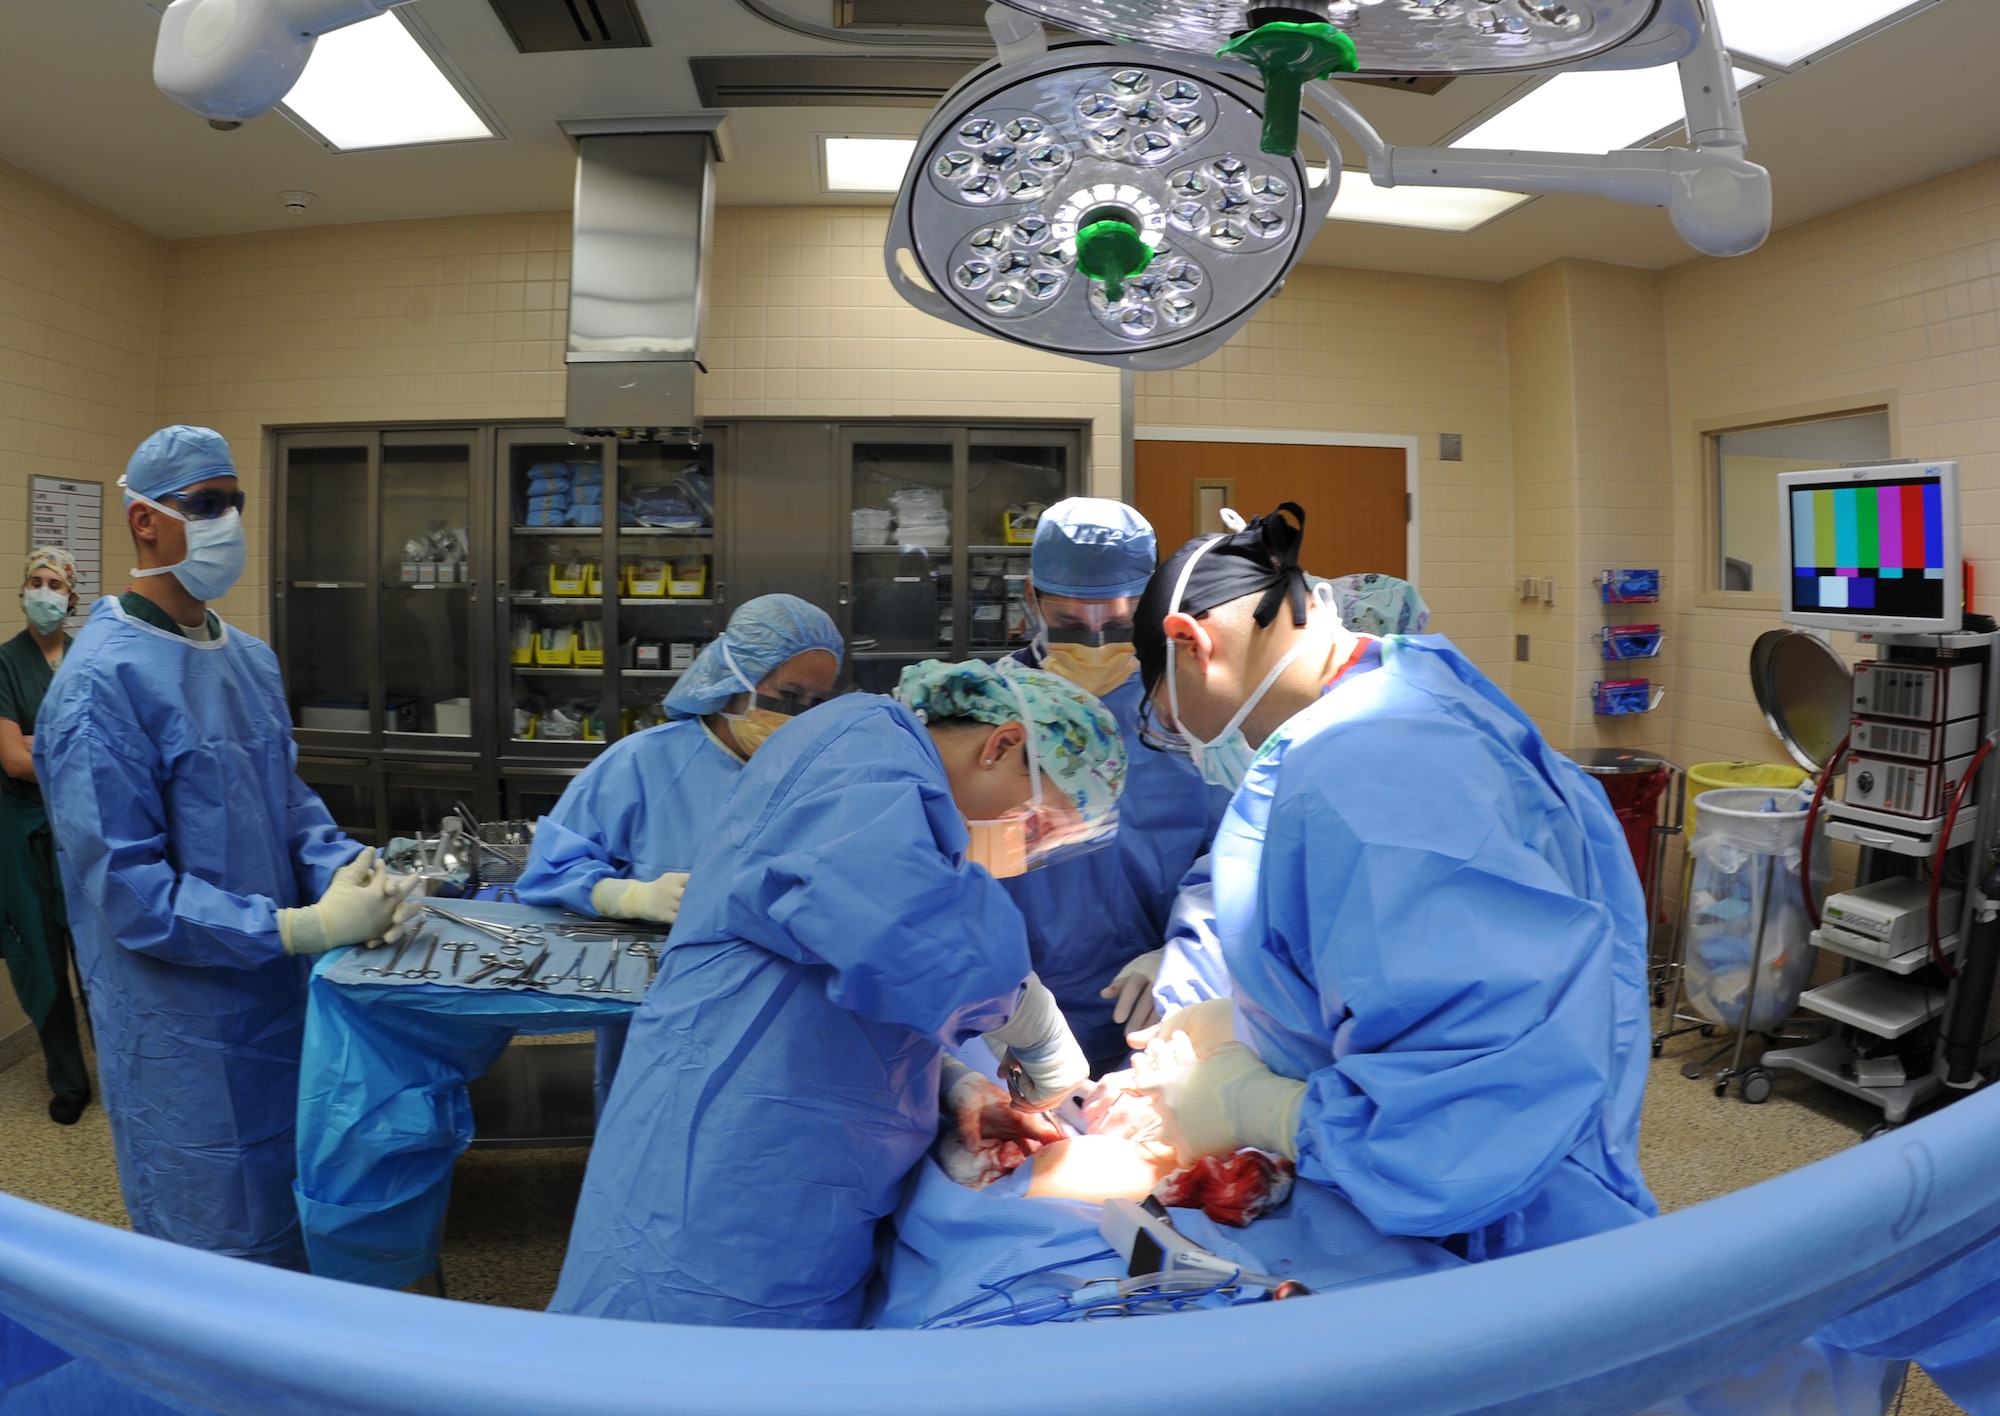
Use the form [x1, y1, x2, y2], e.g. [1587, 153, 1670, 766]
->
[1042, 641, 1137, 698]
[723, 706, 790, 758]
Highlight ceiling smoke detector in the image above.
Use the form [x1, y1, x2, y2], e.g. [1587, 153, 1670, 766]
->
[279, 190, 316, 215]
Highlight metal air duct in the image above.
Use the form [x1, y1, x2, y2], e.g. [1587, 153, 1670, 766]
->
[560, 115, 731, 438]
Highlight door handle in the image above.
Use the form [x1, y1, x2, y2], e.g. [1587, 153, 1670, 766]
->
[837, 580, 851, 607]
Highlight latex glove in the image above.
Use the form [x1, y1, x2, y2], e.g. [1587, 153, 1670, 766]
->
[938, 1055, 1063, 1187]
[1127, 997, 1236, 1058]
[983, 973, 1089, 1112]
[591, 870, 690, 924]
[278, 848, 417, 956]
[1129, 1029, 1305, 1166]
[1100, 949, 1164, 1037]
[1079, 1069, 1165, 1144]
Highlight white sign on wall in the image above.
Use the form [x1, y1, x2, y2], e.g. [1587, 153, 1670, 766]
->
[29, 476, 105, 620]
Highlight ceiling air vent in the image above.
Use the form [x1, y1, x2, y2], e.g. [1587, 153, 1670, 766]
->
[487, 0, 651, 52]
[690, 55, 980, 108]
[834, 0, 991, 27]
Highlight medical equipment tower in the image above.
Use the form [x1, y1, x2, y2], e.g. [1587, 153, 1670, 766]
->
[1764, 462, 2000, 1127]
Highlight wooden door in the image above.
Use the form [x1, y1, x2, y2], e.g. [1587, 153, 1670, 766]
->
[1133, 440, 1408, 579]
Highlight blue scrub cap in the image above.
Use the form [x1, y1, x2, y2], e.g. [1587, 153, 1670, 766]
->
[664, 594, 844, 719]
[1030, 498, 1157, 600]
[120, 426, 237, 503]
[897, 659, 1126, 825]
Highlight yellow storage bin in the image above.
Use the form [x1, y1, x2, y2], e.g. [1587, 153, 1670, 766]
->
[667, 557, 709, 599]
[587, 566, 605, 596]
[1687, 760, 1809, 831]
[626, 560, 670, 597]
[548, 563, 594, 597]
[534, 628, 576, 666]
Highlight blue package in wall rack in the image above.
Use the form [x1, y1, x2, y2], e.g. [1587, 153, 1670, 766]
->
[1601, 624, 1663, 660]
[1595, 679, 1654, 715]
[1600, 569, 1660, 603]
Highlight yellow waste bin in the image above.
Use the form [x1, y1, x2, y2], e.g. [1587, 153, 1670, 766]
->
[1687, 761, 1810, 832]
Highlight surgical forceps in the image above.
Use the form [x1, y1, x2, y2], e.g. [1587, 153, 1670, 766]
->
[401, 935, 442, 980]
[422, 903, 541, 954]
[361, 930, 420, 977]
[443, 941, 478, 977]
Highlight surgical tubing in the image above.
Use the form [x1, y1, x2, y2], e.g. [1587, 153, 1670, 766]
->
[1799, 734, 1848, 932]
[1928, 734, 1994, 981]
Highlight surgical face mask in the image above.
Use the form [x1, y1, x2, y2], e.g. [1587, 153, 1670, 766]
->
[22, 587, 68, 636]
[1041, 641, 1138, 698]
[128, 493, 247, 603]
[1159, 538, 1324, 792]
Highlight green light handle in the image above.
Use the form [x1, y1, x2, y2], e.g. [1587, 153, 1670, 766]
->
[1075, 217, 1152, 304]
[1219, 21, 1359, 156]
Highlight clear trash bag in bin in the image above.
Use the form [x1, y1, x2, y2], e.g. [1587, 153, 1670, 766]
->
[1683, 785, 1829, 1034]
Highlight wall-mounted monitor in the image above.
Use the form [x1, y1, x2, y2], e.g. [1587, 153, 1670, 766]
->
[1778, 461, 1960, 635]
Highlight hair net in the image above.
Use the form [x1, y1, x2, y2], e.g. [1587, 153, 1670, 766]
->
[1030, 497, 1158, 600]
[120, 426, 236, 503]
[1327, 572, 1430, 636]
[24, 546, 78, 590]
[896, 659, 1126, 825]
[1136, 502, 1311, 697]
[663, 594, 844, 719]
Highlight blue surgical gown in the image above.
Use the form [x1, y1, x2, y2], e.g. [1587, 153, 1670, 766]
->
[1001, 653, 1225, 1067]
[550, 695, 1033, 1328]
[514, 719, 741, 916]
[514, 718, 743, 1104]
[1215, 635, 1656, 1258]
[34, 598, 357, 1268]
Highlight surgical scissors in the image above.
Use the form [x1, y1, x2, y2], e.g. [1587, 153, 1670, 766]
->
[361, 930, 420, 978]
[401, 935, 442, 981]
[422, 903, 540, 954]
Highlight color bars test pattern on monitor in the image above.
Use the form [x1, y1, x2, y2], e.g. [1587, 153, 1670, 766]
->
[1791, 477, 1945, 618]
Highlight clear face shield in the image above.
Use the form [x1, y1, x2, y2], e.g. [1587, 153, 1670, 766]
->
[964, 667, 1119, 879]
[1027, 587, 1141, 699]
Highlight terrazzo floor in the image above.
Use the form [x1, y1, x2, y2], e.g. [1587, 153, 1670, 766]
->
[0, 1011, 1966, 1414]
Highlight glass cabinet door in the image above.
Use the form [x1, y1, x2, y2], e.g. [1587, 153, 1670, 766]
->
[967, 438, 1070, 658]
[380, 434, 476, 739]
[612, 439, 720, 736]
[502, 436, 610, 752]
[282, 439, 375, 737]
[849, 440, 955, 694]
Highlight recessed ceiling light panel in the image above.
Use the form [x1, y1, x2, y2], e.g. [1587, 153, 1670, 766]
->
[1452, 62, 1760, 155]
[280, 11, 496, 152]
[1329, 177, 1530, 232]
[822, 136, 918, 192]
[886, 48, 1337, 369]
[1710, 0, 1932, 67]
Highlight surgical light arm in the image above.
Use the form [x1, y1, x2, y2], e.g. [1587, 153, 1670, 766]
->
[154, 0, 416, 124]
[1302, 3, 1770, 258]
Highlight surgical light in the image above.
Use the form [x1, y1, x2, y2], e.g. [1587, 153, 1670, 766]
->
[1710, 0, 1934, 67]
[885, 47, 1338, 370]
[1453, 63, 1761, 155]
[821, 137, 918, 193]
[1328, 176, 1530, 232]
[281, 12, 494, 151]
[153, 0, 415, 125]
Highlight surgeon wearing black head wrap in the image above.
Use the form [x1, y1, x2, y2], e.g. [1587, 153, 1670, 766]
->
[1135, 501, 1311, 701]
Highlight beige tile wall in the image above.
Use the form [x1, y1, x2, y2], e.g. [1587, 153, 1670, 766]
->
[0, 158, 167, 1039]
[1134, 263, 1517, 685]
[703, 209, 1122, 488]
[1663, 154, 2000, 773]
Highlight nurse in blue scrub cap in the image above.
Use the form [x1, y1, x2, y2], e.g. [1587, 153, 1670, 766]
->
[1124, 503, 1657, 1261]
[550, 659, 1124, 1328]
[1005, 498, 1225, 1071]
[36, 426, 420, 1268]
[517, 593, 843, 1100]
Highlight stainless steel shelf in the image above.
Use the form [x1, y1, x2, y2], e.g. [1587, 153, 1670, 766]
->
[617, 527, 713, 538]
[512, 666, 604, 677]
[512, 526, 606, 536]
[291, 580, 367, 589]
[623, 669, 687, 678]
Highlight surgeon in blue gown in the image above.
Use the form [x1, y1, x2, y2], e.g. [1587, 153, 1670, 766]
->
[1126, 504, 1655, 1260]
[551, 660, 1124, 1328]
[1003, 499, 1225, 1071]
[516, 593, 842, 1099]
[36, 427, 418, 1268]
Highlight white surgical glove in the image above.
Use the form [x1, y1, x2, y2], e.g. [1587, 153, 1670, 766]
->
[591, 870, 690, 924]
[278, 848, 421, 956]
[1129, 1029, 1305, 1165]
[984, 973, 1089, 1112]
[1100, 949, 1164, 1036]
[1127, 997, 1236, 1056]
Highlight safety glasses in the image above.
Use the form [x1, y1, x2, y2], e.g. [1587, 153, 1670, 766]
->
[1136, 694, 1191, 757]
[1044, 621, 1135, 647]
[753, 688, 835, 718]
[158, 487, 247, 521]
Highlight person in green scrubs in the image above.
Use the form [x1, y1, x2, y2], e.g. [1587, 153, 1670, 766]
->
[0, 547, 91, 1124]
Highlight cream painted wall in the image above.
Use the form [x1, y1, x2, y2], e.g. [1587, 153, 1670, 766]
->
[1664, 153, 2000, 772]
[0, 157, 166, 1040]
[1134, 264, 1516, 686]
